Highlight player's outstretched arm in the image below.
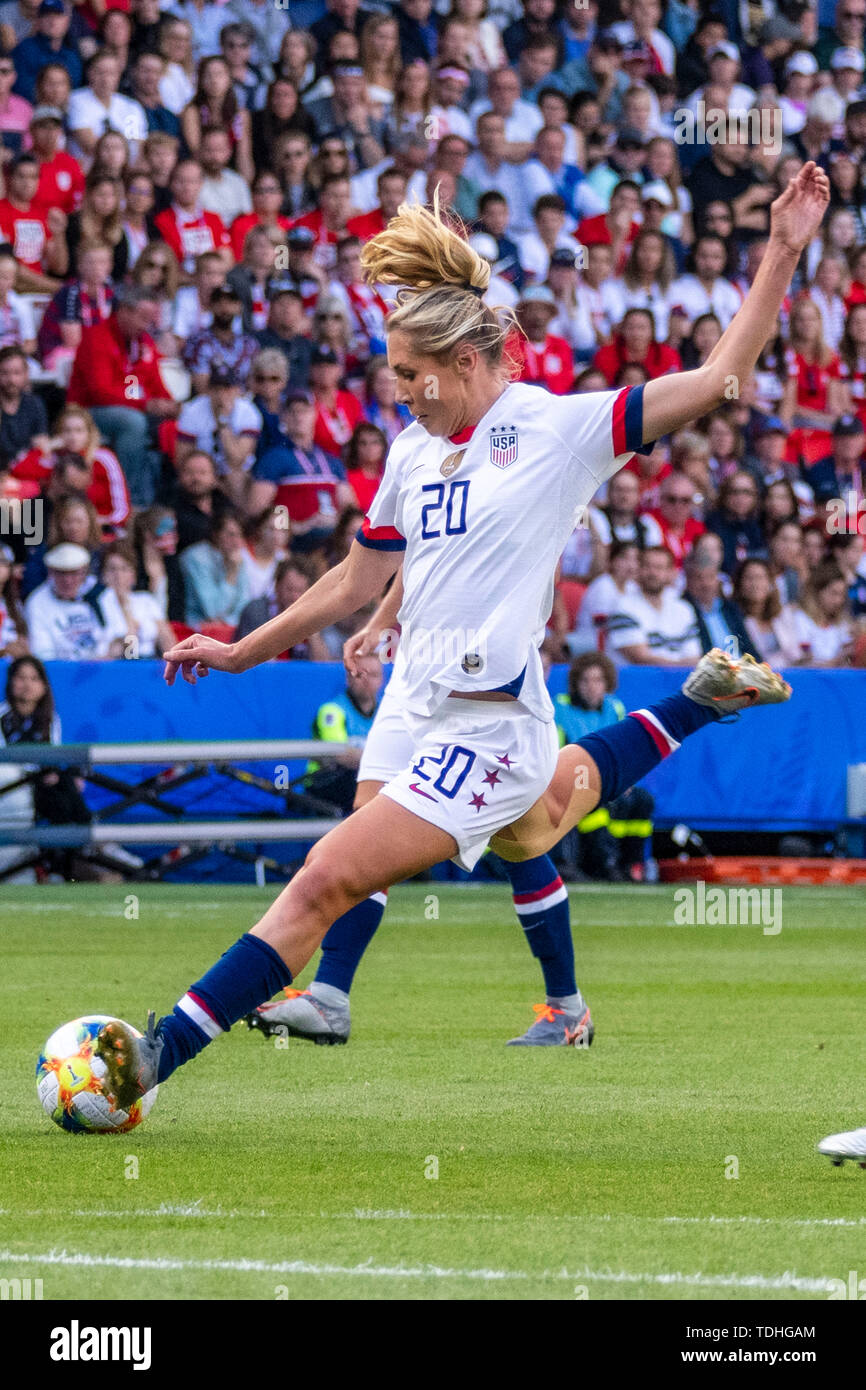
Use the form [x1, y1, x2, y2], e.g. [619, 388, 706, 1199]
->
[641, 162, 830, 443]
[163, 543, 400, 686]
[343, 565, 404, 677]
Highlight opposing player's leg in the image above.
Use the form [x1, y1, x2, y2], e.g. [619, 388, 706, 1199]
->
[492, 650, 791, 863]
[97, 796, 459, 1107]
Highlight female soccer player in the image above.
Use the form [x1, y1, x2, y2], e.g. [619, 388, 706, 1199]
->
[97, 165, 829, 1108]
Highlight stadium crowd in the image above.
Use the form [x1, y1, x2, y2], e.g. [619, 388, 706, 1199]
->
[0, 0, 863, 673]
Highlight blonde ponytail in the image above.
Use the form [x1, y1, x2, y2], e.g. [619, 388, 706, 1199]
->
[361, 188, 513, 366]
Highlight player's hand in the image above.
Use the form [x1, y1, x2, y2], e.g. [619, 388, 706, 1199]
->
[769, 161, 830, 256]
[343, 625, 376, 677]
[163, 634, 240, 686]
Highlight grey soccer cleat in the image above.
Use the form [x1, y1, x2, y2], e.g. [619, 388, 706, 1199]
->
[683, 648, 792, 715]
[507, 1002, 594, 1047]
[245, 989, 350, 1046]
[96, 1011, 163, 1110]
[817, 1126, 866, 1167]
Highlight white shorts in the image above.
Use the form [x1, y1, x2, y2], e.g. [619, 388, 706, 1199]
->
[359, 688, 558, 872]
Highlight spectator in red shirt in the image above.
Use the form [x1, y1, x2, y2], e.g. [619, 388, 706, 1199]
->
[344, 420, 387, 512]
[577, 179, 642, 275]
[645, 473, 706, 570]
[310, 344, 363, 454]
[67, 284, 179, 507]
[29, 103, 83, 216]
[0, 150, 68, 291]
[291, 172, 353, 274]
[229, 168, 291, 261]
[510, 286, 575, 394]
[11, 403, 130, 530]
[593, 307, 682, 385]
[346, 166, 408, 242]
[153, 157, 231, 277]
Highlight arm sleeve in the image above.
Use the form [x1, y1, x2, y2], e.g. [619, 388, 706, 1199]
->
[549, 385, 655, 487]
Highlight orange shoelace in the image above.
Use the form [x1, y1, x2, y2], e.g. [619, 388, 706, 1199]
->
[283, 987, 311, 1000]
[531, 1003, 564, 1024]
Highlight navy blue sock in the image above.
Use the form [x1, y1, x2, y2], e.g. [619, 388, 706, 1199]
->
[499, 853, 577, 999]
[156, 933, 292, 1083]
[577, 692, 718, 804]
[314, 892, 387, 995]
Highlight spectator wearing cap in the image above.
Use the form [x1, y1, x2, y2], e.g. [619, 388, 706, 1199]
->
[553, 30, 630, 125]
[12, 0, 82, 106]
[427, 62, 474, 144]
[175, 364, 262, 507]
[199, 124, 252, 228]
[255, 287, 313, 390]
[585, 126, 649, 208]
[309, 343, 363, 455]
[67, 284, 178, 508]
[683, 41, 757, 121]
[638, 177, 687, 266]
[67, 49, 148, 168]
[248, 387, 353, 544]
[669, 233, 743, 331]
[517, 193, 583, 285]
[576, 180, 642, 275]
[778, 51, 819, 137]
[30, 103, 83, 215]
[545, 244, 597, 358]
[593, 305, 682, 387]
[522, 125, 605, 230]
[816, 0, 866, 71]
[831, 45, 866, 104]
[751, 416, 816, 517]
[24, 543, 109, 660]
[740, 15, 804, 91]
[0, 151, 68, 292]
[304, 63, 387, 172]
[510, 286, 575, 395]
[806, 413, 866, 504]
[791, 89, 846, 171]
[153, 158, 231, 276]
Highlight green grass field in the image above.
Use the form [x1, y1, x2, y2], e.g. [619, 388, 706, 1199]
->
[2, 881, 865, 1301]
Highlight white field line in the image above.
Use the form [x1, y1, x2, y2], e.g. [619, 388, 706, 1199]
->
[4, 1206, 865, 1231]
[0, 1248, 836, 1293]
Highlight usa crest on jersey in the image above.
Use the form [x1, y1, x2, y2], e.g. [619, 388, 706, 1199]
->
[489, 427, 518, 468]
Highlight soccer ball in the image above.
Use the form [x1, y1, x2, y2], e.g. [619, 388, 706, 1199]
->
[36, 1015, 158, 1135]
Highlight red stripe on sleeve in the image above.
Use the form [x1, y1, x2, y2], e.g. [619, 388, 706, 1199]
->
[611, 386, 628, 457]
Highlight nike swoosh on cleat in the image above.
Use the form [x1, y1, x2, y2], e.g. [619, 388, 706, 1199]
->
[409, 782, 437, 801]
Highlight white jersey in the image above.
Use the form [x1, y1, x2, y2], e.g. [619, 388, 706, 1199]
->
[360, 381, 650, 722]
[606, 585, 701, 667]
